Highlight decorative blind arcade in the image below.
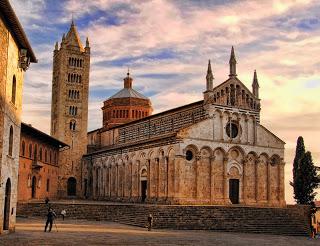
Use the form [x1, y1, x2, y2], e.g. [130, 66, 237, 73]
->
[118, 104, 206, 144]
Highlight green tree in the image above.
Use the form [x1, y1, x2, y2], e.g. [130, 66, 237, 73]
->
[292, 136, 320, 204]
[292, 136, 305, 201]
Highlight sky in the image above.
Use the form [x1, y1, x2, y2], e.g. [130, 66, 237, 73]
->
[11, 0, 320, 203]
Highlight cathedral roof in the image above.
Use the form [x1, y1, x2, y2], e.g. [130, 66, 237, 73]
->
[109, 88, 148, 100]
[109, 72, 149, 100]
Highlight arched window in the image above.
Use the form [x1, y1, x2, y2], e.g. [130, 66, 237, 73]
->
[49, 151, 52, 163]
[46, 179, 50, 192]
[21, 141, 25, 156]
[70, 120, 76, 131]
[8, 126, 13, 156]
[34, 144, 38, 161]
[39, 147, 42, 161]
[45, 150, 47, 162]
[29, 144, 32, 158]
[79, 75, 81, 83]
[11, 75, 16, 104]
[54, 152, 57, 164]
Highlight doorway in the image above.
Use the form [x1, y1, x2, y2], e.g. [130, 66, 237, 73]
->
[31, 176, 36, 198]
[67, 177, 77, 196]
[229, 179, 239, 204]
[3, 178, 11, 230]
[141, 180, 147, 202]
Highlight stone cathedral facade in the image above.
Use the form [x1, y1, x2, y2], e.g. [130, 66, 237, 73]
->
[83, 47, 286, 207]
[50, 21, 90, 198]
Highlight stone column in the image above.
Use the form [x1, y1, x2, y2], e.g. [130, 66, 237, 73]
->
[267, 159, 271, 204]
[92, 167, 96, 198]
[242, 157, 248, 204]
[147, 159, 151, 199]
[223, 155, 229, 203]
[165, 156, 169, 199]
[130, 162, 133, 198]
[279, 161, 286, 206]
[102, 167, 106, 198]
[174, 155, 184, 202]
[196, 154, 200, 199]
[245, 118, 249, 144]
[210, 156, 215, 203]
[156, 158, 160, 199]
[108, 166, 111, 197]
[253, 119, 256, 145]
[116, 164, 119, 197]
[220, 114, 224, 140]
[123, 164, 125, 197]
[255, 158, 259, 203]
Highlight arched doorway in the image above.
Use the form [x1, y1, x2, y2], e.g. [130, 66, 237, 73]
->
[3, 178, 11, 230]
[31, 176, 36, 198]
[67, 177, 77, 196]
[229, 179, 239, 204]
[140, 169, 147, 202]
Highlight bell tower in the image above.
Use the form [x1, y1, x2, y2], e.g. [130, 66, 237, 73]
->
[50, 20, 90, 197]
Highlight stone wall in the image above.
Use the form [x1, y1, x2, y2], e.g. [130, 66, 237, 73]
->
[0, 15, 26, 233]
[17, 202, 311, 236]
[18, 129, 61, 202]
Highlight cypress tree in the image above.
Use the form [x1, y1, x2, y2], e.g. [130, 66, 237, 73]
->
[292, 136, 305, 202]
[296, 151, 318, 204]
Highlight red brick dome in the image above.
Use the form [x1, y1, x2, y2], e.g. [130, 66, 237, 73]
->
[102, 72, 152, 129]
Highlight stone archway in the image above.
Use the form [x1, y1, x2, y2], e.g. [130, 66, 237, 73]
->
[3, 178, 11, 230]
[67, 177, 77, 196]
[229, 179, 239, 204]
[140, 169, 147, 202]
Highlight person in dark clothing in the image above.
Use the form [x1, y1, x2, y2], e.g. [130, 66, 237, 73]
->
[44, 208, 56, 232]
[147, 214, 153, 231]
[45, 197, 50, 205]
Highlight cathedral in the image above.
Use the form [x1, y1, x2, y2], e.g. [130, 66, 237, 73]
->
[81, 47, 286, 206]
[19, 21, 286, 207]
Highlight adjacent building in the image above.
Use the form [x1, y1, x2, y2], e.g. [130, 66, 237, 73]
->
[0, 0, 37, 233]
[83, 48, 286, 207]
[18, 123, 68, 202]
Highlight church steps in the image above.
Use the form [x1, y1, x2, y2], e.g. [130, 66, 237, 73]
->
[17, 202, 310, 236]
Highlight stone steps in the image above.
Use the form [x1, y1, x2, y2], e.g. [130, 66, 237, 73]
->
[17, 202, 311, 236]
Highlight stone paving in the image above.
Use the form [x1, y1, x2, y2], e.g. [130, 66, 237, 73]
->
[0, 217, 319, 246]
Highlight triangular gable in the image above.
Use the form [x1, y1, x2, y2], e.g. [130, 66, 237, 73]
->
[212, 76, 256, 99]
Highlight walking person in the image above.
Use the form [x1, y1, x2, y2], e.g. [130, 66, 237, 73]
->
[147, 214, 153, 231]
[61, 209, 66, 221]
[44, 207, 56, 232]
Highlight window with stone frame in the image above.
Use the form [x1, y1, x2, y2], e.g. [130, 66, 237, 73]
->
[21, 140, 25, 156]
[11, 75, 16, 104]
[8, 126, 13, 156]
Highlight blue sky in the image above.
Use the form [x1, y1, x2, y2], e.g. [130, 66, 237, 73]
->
[11, 0, 320, 203]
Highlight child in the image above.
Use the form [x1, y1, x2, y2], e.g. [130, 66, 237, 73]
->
[61, 209, 66, 221]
